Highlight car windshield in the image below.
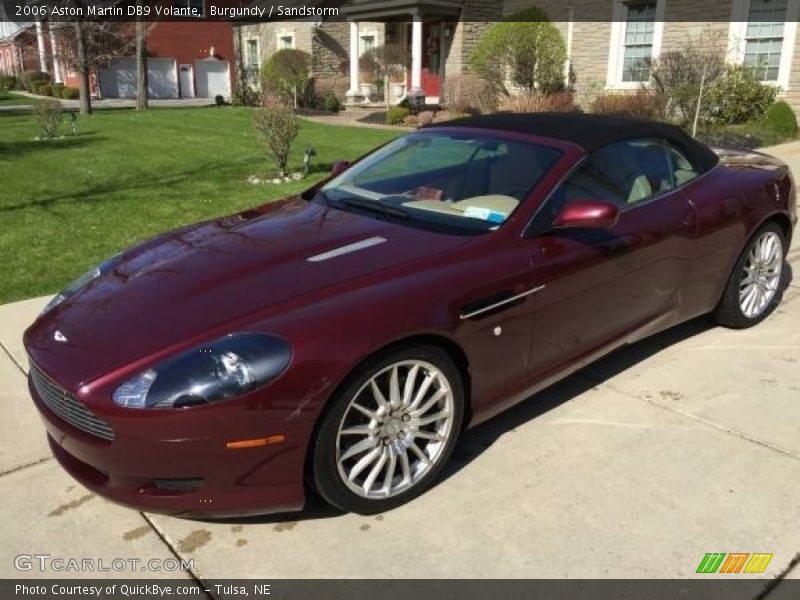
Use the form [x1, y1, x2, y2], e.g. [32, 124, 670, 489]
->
[317, 131, 561, 234]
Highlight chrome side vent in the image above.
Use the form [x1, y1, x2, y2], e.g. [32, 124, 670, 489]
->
[30, 361, 115, 442]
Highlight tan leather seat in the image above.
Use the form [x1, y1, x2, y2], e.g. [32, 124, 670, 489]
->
[403, 194, 519, 220]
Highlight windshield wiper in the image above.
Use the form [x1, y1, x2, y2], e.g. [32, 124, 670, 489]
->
[338, 196, 410, 219]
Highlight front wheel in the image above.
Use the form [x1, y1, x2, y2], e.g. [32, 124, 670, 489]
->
[311, 346, 464, 514]
[713, 222, 786, 328]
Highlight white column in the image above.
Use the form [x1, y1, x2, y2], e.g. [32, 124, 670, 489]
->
[346, 20, 362, 100]
[35, 21, 48, 73]
[410, 14, 423, 93]
[49, 27, 62, 83]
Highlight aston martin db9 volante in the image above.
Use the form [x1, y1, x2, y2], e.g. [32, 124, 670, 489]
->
[25, 113, 796, 517]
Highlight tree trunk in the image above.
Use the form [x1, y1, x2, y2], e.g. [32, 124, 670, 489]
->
[136, 15, 148, 110]
[73, 21, 91, 115]
[692, 73, 706, 138]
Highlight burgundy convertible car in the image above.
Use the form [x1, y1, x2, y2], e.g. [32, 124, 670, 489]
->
[25, 114, 795, 517]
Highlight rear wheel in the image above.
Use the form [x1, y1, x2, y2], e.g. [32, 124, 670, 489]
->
[311, 346, 464, 514]
[713, 222, 786, 328]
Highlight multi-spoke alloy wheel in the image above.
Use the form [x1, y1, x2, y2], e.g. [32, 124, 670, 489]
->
[739, 231, 783, 319]
[312, 346, 463, 513]
[714, 222, 785, 329]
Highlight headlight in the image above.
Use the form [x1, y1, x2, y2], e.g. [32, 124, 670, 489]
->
[112, 333, 291, 409]
[41, 252, 122, 315]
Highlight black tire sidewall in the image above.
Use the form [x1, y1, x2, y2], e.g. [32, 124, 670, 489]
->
[311, 345, 465, 515]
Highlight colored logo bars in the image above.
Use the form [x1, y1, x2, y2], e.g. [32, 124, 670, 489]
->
[696, 553, 773, 574]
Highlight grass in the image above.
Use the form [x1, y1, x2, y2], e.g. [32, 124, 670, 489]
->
[0, 106, 399, 304]
[0, 91, 39, 106]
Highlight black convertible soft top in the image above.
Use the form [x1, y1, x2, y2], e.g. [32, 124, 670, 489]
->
[430, 112, 719, 174]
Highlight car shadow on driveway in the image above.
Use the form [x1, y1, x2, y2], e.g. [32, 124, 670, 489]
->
[210, 259, 795, 525]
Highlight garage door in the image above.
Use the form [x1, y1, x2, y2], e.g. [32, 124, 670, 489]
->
[195, 59, 230, 99]
[99, 58, 178, 99]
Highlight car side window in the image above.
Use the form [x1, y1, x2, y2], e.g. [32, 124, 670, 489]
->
[667, 143, 700, 186]
[543, 139, 676, 223]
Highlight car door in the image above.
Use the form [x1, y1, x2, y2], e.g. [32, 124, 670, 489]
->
[525, 138, 698, 379]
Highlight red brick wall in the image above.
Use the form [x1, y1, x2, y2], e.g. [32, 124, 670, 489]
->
[146, 21, 236, 86]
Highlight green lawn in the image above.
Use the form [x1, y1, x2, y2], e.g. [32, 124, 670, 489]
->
[0, 92, 38, 106]
[0, 107, 399, 304]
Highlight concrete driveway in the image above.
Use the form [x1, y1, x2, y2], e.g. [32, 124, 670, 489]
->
[1, 144, 799, 592]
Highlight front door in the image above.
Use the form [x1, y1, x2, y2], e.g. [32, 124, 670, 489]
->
[406, 22, 442, 98]
[526, 138, 697, 379]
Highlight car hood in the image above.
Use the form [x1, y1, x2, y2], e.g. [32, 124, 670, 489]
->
[25, 197, 472, 389]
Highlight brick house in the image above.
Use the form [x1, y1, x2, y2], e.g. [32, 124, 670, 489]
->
[234, 0, 800, 116]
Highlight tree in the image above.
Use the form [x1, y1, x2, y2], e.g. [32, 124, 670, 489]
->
[261, 49, 311, 108]
[254, 94, 299, 177]
[651, 28, 726, 135]
[470, 8, 566, 97]
[136, 1, 148, 111]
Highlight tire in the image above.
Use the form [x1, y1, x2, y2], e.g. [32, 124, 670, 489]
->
[311, 345, 464, 514]
[713, 221, 786, 329]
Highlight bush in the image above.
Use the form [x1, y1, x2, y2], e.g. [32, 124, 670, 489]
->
[698, 122, 787, 150]
[254, 93, 299, 177]
[52, 83, 64, 98]
[324, 94, 341, 113]
[499, 91, 578, 113]
[37, 83, 53, 97]
[442, 73, 496, 115]
[470, 8, 566, 97]
[61, 87, 80, 100]
[706, 65, 777, 125]
[761, 101, 798, 138]
[22, 70, 50, 91]
[261, 49, 311, 106]
[386, 106, 410, 125]
[231, 81, 261, 107]
[591, 90, 664, 119]
[0, 75, 17, 90]
[33, 99, 62, 139]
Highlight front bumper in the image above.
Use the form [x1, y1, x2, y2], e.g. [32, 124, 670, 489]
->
[30, 378, 307, 518]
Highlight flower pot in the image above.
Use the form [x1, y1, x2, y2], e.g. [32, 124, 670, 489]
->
[391, 83, 406, 100]
[359, 83, 376, 100]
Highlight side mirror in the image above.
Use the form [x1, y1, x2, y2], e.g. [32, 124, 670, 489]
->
[331, 159, 350, 176]
[553, 199, 619, 230]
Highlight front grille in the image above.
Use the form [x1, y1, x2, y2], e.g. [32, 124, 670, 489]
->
[30, 361, 115, 442]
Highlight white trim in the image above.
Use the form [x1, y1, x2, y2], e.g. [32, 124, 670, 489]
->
[606, 0, 665, 90]
[727, 0, 799, 89]
[307, 237, 387, 263]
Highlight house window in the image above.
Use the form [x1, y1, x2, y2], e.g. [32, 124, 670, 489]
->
[743, 0, 788, 81]
[360, 34, 376, 56]
[622, 1, 657, 82]
[607, 0, 664, 88]
[278, 34, 294, 50]
[174, 0, 204, 16]
[246, 39, 259, 69]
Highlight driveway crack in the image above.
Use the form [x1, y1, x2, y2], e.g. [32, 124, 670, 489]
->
[0, 340, 26, 376]
[755, 552, 800, 599]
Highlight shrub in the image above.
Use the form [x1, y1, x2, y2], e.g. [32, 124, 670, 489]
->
[499, 91, 578, 113]
[0, 75, 17, 90]
[386, 106, 410, 125]
[22, 70, 50, 91]
[698, 122, 786, 150]
[324, 94, 341, 113]
[706, 65, 777, 125]
[254, 93, 299, 177]
[470, 8, 567, 97]
[261, 49, 311, 106]
[33, 99, 63, 139]
[231, 81, 261, 107]
[38, 83, 53, 97]
[52, 83, 64, 98]
[591, 90, 664, 119]
[61, 86, 80, 100]
[442, 73, 496, 114]
[761, 101, 798, 138]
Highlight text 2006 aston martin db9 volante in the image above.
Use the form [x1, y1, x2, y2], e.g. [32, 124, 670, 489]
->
[25, 114, 796, 517]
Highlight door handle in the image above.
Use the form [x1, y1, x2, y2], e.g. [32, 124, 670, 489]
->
[459, 285, 546, 320]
